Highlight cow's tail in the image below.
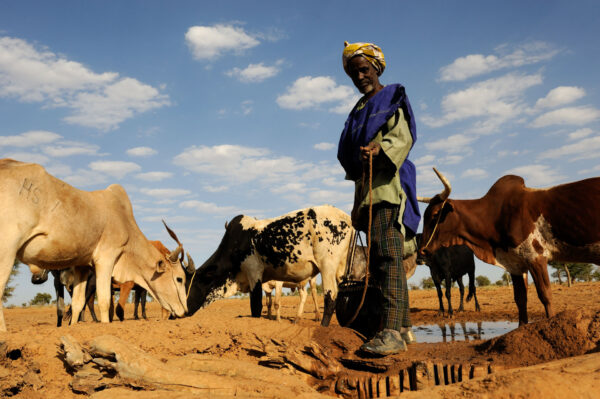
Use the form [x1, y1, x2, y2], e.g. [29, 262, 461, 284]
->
[466, 286, 475, 302]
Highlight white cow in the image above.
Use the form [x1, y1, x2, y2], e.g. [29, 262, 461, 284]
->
[0, 159, 188, 331]
[186, 205, 354, 326]
[262, 276, 321, 322]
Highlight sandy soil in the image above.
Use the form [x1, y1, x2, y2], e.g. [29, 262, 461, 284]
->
[1, 282, 599, 398]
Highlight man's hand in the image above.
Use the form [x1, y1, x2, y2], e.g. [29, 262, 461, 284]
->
[360, 142, 381, 162]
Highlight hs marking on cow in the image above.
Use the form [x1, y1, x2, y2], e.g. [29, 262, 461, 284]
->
[19, 178, 41, 204]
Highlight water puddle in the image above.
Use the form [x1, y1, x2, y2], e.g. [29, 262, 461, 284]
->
[413, 321, 518, 343]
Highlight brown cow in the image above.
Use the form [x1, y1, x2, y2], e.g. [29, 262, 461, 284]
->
[418, 168, 600, 325]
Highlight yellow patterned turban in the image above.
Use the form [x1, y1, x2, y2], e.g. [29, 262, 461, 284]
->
[342, 41, 386, 76]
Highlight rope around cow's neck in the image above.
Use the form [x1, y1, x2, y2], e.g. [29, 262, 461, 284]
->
[186, 268, 197, 300]
[422, 198, 448, 251]
[347, 151, 373, 325]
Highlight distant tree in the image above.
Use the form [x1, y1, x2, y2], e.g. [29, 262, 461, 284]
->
[30, 292, 52, 306]
[592, 268, 600, 282]
[421, 277, 435, 289]
[549, 261, 571, 286]
[568, 263, 595, 282]
[550, 262, 594, 284]
[502, 272, 512, 286]
[308, 284, 324, 295]
[494, 280, 504, 286]
[475, 275, 491, 287]
[2, 260, 20, 303]
[409, 283, 420, 291]
[441, 279, 455, 289]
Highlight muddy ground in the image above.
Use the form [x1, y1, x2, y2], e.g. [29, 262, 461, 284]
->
[1, 282, 599, 398]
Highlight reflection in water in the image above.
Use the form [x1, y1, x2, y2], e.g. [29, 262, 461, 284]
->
[414, 321, 517, 343]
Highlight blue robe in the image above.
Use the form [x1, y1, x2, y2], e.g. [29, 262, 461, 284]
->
[337, 84, 420, 235]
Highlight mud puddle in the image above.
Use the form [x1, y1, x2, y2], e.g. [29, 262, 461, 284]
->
[414, 320, 518, 343]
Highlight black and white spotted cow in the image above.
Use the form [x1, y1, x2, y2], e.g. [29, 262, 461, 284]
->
[186, 205, 354, 326]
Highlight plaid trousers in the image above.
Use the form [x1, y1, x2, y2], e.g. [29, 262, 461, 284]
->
[369, 204, 411, 331]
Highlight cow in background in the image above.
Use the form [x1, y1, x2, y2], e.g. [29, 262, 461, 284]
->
[30, 267, 97, 327]
[418, 167, 600, 325]
[262, 276, 321, 322]
[186, 205, 354, 327]
[415, 234, 480, 315]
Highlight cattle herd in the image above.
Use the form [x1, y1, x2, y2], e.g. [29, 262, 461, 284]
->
[0, 158, 599, 337]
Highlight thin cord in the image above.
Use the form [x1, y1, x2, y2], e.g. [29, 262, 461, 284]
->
[347, 150, 372, 325]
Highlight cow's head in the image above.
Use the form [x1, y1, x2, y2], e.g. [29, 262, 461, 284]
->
[113, 222, 189, 318]
[186, 215, 257, 315]
[418, 168, 462, 257]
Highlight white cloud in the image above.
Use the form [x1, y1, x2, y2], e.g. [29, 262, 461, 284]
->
[42, 141, 100, 157]
[0, 130, 61, 147]
[135, 171, 173, 182]
[89, 160, 141, 178]
[314, 142, 335, 151]
[63, 77, 170, 131]
[534, 86, 585, 109]
[185, 24, 259, 60]
[439, 42, 560, 81]
[308, 189, 351, 205]
[226, 61, 281, 82]
[2, 151, 49, 164]
[173, 144, 313, 184]
[578, 165, 600, 175]
[141, 188, 192, 197]
[321, 177, 353, 188]
[461, 168, 488, 179]
[276, 76, 357, 114]
[0, 37, 169, 130]
[497, 149, 530, 158]
[531, 106, 600, 128]
[567, 128, 593, 141]
[141, 214, 199, 223]
[270, 182, 307, 195]
[127, 146, 157, 157]
[504, 165, 566, 187]
[538, 136, 600, 161]
[422, 73, 542, 132]
[441, 155, 464, 165]
[413, 154, 436, 166]
[241, 100, 253, 115]
[424, 133, 476, 154]
[63, 169, 107, 188]
[179, 200, 239, 215]
[203, 185, 229, 193]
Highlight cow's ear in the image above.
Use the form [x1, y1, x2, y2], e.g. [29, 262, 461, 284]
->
[442, 199, 455, 214]
[156, 259, 167, 274]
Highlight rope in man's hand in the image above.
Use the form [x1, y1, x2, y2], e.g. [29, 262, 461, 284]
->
[347, 149, 373, 325]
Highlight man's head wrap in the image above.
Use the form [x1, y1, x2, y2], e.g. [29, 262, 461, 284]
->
[342, 41, 386, 76]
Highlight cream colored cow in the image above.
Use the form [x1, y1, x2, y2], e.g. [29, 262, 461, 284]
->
[0, 159, 188, 331]
[262, 276, 321, 322]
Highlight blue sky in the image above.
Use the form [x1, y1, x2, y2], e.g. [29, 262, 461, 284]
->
[2, 1, 599, 306]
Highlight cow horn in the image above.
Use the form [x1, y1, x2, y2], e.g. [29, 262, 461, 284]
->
[162, 219, 182, 247]
[433, 167, 451, 200]
[416, 196, 431, 203]
[224, 220, 229, 229]
[183, 252, 195, 274]
[169, 244, 183, 263]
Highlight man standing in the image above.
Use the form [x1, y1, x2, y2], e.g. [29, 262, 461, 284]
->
[337, 42, 420, 356]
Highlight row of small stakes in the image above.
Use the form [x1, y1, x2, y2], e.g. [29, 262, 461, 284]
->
[335, 361, 505, 398]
